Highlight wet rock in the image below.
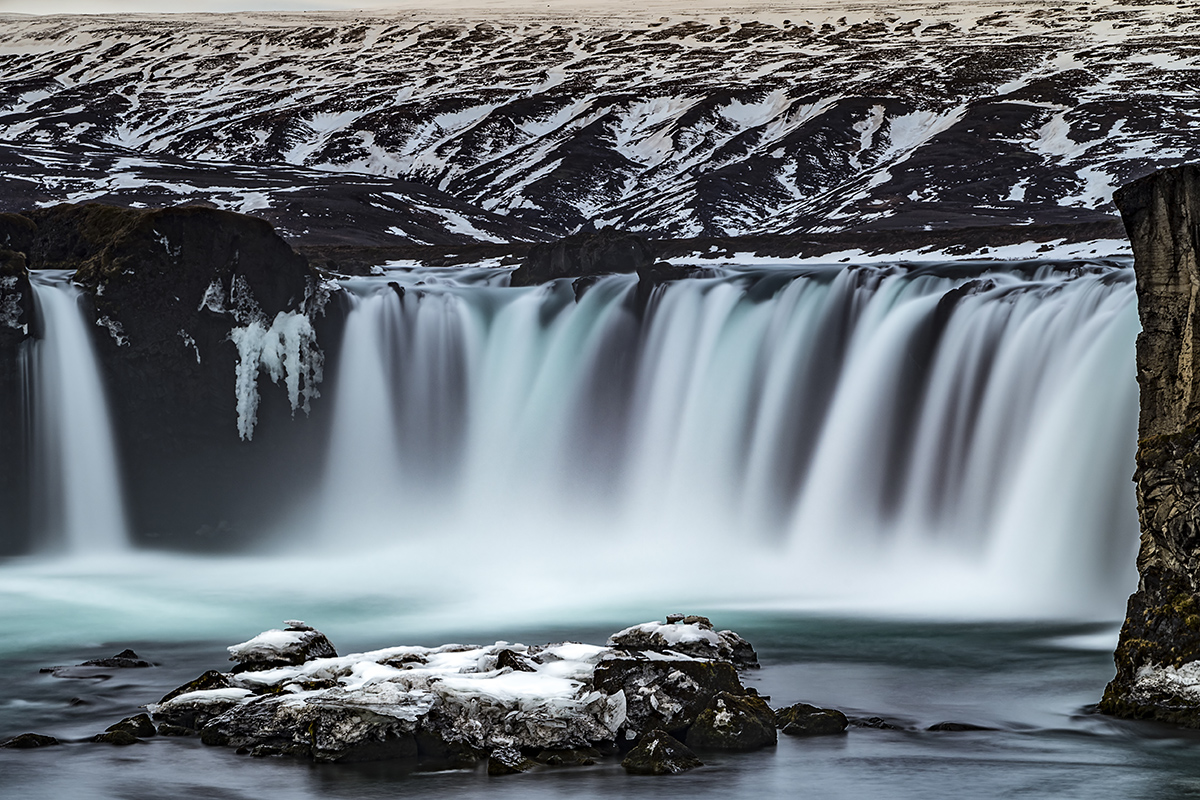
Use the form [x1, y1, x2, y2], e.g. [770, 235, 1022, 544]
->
[82, 649, 152, 668]
[925, 721, 994, 732]
[685, 692, 777, 751]
[487, 746, 537, 775]
[154, 687, 254, 731]
[510, 228, 656, 287]
[535, 746, 602, 766]
[91, 730, 141, 745]
[106, 714, 157, 738]
[592, 656, 745, 739]
[850, 716, 900, 730]
[621, 729, 703, 775]
[156, 724, 194, 737]
[159, 669, 236, 704]
[227, 622, 338, 671]
[1, 733, 59, 749]
[776, 702, 849, 736]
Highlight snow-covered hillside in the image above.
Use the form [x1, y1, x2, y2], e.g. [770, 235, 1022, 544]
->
[0, 0, 1195, 241]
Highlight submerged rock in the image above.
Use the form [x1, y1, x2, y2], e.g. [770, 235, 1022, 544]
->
[621, 730, 703, 775]
[82, 649, 152, 668]
[775, 702, 849, 736]
[1102, 166, 1200, 726]
[685, 692, 777, 751]
[0, 733, 59, 749]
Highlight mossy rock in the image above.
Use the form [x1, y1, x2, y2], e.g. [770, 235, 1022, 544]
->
[621, 730, 703, 775]
[686, 692, 777, 751]
[775, 702, 848, 736]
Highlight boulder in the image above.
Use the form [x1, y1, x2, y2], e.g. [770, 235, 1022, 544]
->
[607, 615, 759, 668]
[1101, 166, 1200, 726]
[81, 649, 152, 668]
[509, 228, 656, 287]
[90, 730, 140, 746]
[592, 656, 745, 740]
[227, 622, 338, 671]
[685, 692, 777, 751]
[620, 730, 703, 775]
[775, 702, 848, 736]
[0, 733, 59, 749]
[487, 746, 536, 775]
[105, 714, 157, 738]
[925, 721, 993, 732]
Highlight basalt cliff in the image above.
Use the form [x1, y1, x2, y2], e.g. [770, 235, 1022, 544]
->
[1103, 165, 1200, 723]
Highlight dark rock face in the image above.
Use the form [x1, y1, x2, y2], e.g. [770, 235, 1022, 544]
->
[685, 692, 777, 751]
[775, 702, 849, 736]
[1102, 165, 1200, 724]
[0, 239, 35, 554]
[0, 203, 342, 546]
[620, 730, 703, 775]
[509, 229, 656, 287]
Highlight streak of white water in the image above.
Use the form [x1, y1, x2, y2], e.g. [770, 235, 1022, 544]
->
[28, 273, 128, 553]
[305, 261, 1139, 620]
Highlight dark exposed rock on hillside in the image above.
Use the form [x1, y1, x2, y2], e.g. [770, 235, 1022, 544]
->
[509, 229, 657, 287]
[1102, 165, 1200, 724]
[0, 203, 342, 547]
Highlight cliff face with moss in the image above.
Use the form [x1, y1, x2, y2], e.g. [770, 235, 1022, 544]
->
[1102, 165, 1200, 723]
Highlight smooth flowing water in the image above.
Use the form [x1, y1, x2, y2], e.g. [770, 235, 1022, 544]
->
[0, 259, 1161, 799]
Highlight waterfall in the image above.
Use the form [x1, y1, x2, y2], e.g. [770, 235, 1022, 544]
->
[28, 272, 128, 553]
[311, 261, 1139, 618]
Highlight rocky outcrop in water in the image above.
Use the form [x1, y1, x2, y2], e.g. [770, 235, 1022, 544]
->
[145, 616, 773, 771]
[1102, 165, 1200, 725]
[0, 203, 342, 547]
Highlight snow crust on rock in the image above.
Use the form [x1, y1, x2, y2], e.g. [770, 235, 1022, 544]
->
[1131, 661, 1200, 705]
[228, 629, 311, 661]
[610, 621, 723, 649]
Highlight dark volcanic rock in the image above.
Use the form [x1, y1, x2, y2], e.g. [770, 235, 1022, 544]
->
[925, 721, 993, 732]
[509, 228, 656, 287]
[91, 730, 141, 746]
[1101, 165, 1200, 725]
[0, 242, 35, 555]
[775, 702, 849, 736]
[592, 656, 745, 740]
[81, 649, 151, 668]
[0, 733, 59, 749]
[621, 730, 703, 775]
[685, 692, 777, 751]
[105, 714, 157, 738]
[487, 746, 537, 775]
[227, 623, 338, 671]
[0, 203, 341, 545]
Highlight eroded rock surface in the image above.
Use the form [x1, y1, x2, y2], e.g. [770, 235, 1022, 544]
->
[1102, 165, 1200, 725]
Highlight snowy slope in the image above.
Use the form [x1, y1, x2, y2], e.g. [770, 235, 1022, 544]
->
[0, 0, 1195, 239]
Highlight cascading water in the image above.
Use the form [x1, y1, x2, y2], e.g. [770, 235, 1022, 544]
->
[309, 261, 1139, 619]
[26, 271, 128, 553]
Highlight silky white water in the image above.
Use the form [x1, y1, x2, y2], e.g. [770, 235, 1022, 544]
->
[25, 272, 128, 554]
[0, 260, 1140, 657]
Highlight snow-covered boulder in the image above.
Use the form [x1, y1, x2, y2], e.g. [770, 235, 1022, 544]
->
[607, 614, 759, 668]
[227, 621, 337, 670]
